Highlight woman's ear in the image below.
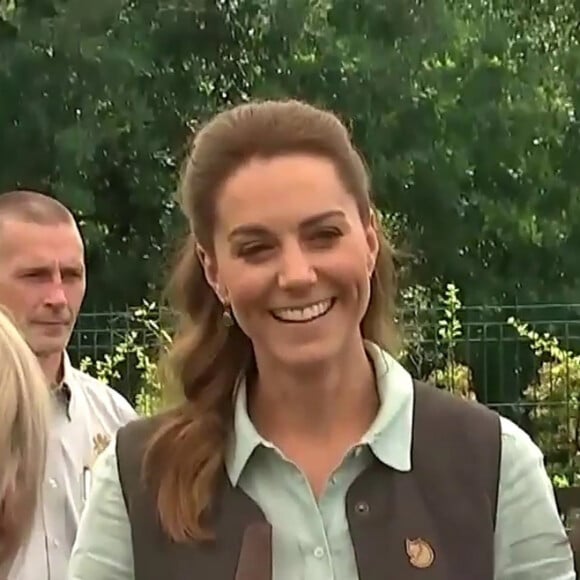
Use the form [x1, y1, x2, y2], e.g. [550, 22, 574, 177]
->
[365, 211, 380, 276]
[196, 244, 227, 303]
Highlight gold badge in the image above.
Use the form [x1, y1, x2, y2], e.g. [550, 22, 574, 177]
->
[91, 433, 111, 465]
[405, 538, 435, 569]
[81, 433, 111, 503]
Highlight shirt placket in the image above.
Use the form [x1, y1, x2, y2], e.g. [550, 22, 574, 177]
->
[41, 400, 71, 580]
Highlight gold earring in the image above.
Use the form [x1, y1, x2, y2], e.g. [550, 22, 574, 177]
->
[222, 304, 234, 327]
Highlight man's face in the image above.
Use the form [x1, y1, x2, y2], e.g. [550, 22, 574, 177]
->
[0, 218, 86, 357]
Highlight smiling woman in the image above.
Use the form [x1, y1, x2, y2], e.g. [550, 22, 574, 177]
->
[68, 100, 574, 580]
[0, 306, 48, 578]
[195, 151, 392, 374]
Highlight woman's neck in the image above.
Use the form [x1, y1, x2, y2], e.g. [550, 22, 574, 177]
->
[249, 339, 379, 444]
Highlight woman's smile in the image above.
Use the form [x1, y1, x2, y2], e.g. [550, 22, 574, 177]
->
[270, 297, 336, 323]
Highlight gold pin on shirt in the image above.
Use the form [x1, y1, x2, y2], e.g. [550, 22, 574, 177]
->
[405, 537, 435, 569]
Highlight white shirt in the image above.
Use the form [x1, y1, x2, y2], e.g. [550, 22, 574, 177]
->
[67, 348, 574, 580]
[8, 354, 137, 580]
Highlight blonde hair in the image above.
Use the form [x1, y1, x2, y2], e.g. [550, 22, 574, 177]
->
[0, 306, 48, 574]
[144, 99, 398, 541]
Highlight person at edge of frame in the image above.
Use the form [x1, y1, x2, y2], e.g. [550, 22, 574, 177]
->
[0, 305, 49, 579]
[0, 190, 138, 580]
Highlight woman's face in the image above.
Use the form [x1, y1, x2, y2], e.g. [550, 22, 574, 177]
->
[201, 153, 378, 370]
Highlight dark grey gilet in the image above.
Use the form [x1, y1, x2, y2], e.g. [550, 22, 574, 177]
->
[117, 381, 501, 580]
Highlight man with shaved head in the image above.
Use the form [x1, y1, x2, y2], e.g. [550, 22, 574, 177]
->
[0, 190, 137, 580]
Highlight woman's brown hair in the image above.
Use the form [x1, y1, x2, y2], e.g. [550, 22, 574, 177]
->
[143, 99, 399, 541]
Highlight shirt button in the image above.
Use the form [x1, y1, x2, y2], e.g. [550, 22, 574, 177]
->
[52, 539, 60, 548]
[48, 478, 58, 489]
[353, 446, 363, 457]
[313, 546, 325, 559]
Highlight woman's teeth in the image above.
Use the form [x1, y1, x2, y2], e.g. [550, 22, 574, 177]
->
[272, 299, 334, 323]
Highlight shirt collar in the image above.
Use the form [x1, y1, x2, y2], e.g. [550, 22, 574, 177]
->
[225, 342, 414, 486]
[361, 342, 413, 472]
[52, 352, 74, 419]
[61, 351, 74, 386]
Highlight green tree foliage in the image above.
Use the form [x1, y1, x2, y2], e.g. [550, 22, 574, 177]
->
[508, 316, 580, 485]
[1, 0, 578, 307]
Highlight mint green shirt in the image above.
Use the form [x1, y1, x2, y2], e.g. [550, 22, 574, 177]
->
[67, 344, 574, 580]
[224, 344, 413, 578]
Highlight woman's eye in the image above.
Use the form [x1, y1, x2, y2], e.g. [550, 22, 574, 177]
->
[238, 244, 271, 257]
[311, 228, 342, 241]
[322, 228, 341, 237]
